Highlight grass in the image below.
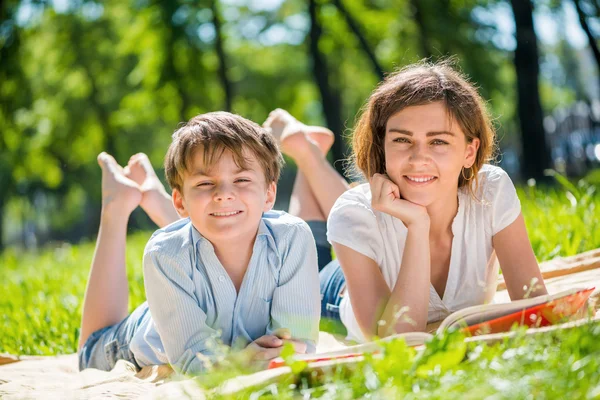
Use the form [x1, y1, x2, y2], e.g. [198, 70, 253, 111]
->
[1, 173, 600, 397]
[212, 324, 600, 399]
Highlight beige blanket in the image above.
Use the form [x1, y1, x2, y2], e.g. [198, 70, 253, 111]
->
[2, 262, 599, 400]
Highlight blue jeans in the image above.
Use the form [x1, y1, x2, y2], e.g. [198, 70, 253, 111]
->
[318, 259, 346, 322]
[79, 301, 150, 371]
[306, 220, 345, 322]
[305, 220, 332, 272]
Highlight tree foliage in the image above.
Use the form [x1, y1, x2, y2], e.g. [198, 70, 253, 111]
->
[0, 0, 589, 248]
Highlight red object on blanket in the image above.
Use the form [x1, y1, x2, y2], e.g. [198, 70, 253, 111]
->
[463, 287, 595, 336]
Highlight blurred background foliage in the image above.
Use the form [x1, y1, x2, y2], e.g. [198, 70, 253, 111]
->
[2, 0, 600, 250]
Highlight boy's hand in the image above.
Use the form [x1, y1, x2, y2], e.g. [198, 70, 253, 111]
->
[370, 173, 429, 228]
[245, 328, 308, 361]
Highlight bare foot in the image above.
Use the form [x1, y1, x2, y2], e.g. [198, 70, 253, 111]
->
[98, 152, 142, 216]
[124, 153, 180, 228]
[263, 109, 334, 158]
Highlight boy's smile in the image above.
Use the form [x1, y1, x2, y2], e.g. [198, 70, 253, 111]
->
[172, 148, 276, 243]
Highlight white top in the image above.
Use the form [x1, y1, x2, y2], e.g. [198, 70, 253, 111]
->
[327, 164, 521, 342]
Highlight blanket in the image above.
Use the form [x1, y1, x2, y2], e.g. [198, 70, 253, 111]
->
[2, 254, 599, 400]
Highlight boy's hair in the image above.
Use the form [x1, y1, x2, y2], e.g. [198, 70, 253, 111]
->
[164, 112, 283, 192]
[351, 60, 496, 198]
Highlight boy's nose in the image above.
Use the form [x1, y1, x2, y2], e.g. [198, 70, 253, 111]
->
[213, 185, 235, 202]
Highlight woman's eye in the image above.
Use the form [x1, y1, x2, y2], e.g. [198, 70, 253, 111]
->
[393, 137, 410, 143]
[431, 139, 448, 145]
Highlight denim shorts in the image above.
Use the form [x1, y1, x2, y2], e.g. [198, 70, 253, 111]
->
[319, 259, 346, 321]
[305, 220, 332, 272]
[78, 302, 150, 371]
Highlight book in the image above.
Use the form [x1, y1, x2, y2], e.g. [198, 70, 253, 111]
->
[268, 287, 595, 369]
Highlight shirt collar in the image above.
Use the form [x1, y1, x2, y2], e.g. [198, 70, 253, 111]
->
[189, 216, 275, 249]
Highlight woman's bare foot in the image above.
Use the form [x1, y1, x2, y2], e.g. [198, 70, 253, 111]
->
[263, 109, 335, 159]
[98, 152, 142, 217]
[124, 153, 180, 228]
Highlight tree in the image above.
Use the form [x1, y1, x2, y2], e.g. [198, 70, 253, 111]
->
[509, 0, 552, 181]
[573, 0, 600, 99]
[308, 0, 345, 172]
[210, 0, 233, 111]
[410, 0, 432, 59]
[331, 0, 384, 81]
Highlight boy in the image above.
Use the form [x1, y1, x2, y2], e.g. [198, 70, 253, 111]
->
[79, 112, 320, 375]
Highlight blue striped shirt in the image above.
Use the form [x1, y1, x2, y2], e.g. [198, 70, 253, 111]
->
[128, 210, 320, 375]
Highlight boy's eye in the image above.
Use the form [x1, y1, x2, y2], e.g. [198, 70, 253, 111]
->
[431, 139, 449, 145]
[235, 178, 251, 183]
[197, 182, 214, 187]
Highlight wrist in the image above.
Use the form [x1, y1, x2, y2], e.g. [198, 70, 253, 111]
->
[405, 216, 430, 232]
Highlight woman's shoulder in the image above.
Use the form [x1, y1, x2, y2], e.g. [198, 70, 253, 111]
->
[478, 164, 511, 182]
[465, 164, 515, 201]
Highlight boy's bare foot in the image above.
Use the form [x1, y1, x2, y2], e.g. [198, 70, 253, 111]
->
[98, 152, 142, 217]
[263, 109, 335, 159]
[124, 153, 180, 228]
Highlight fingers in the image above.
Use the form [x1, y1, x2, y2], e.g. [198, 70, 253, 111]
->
[252, 346, 284, 361]
[249, 340, 307, 361]
[252, 334, 283, 348]
[282, 339, 308, 354]
[272, 328, 291, 340]
[370, 173, 399, 207]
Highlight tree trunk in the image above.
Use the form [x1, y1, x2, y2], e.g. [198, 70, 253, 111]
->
[410, 0, 432, 59]
[573, 0, 600, 99]
[158, 1, 190, 122]
[211, 0, 233, 111]
[509, 0, 552, 181]
[332, 0, 384, 81]
[308, 0, 346, 175]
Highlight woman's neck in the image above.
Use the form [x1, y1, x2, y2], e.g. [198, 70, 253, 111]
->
[426, 190, 459, 241]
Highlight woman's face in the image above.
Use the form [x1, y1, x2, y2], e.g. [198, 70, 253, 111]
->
[383, 101, 479, 207]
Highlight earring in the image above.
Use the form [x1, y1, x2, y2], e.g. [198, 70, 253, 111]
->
[461, 166, 474, 181]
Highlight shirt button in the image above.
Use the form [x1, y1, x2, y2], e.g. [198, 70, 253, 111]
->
[219, 275, 226, 282]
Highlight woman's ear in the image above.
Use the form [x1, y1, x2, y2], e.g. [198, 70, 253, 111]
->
[172, 188, 189, 218]
[263, 181, 277, 212]
[465, 138, 480, 168]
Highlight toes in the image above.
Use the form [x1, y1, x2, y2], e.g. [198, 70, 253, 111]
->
[98, 152, 119, 170]
[263, 115, 274, 128]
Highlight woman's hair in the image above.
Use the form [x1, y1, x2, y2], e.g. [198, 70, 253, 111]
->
[351, 60, 496, 198]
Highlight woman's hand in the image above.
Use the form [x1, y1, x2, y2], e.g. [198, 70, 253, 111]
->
[370, 173, 429, 228]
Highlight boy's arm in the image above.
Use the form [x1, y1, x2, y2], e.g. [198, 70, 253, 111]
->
[268, 223, 321, 352]
[143, 244, 219, 375]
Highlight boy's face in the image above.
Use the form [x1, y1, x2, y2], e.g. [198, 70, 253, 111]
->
[172, 147, 276, 244]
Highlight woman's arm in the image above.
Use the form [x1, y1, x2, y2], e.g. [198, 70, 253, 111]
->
[493, 212, 548, 300]
[333, 220, 430, 340]
[332, 174, 432, 340]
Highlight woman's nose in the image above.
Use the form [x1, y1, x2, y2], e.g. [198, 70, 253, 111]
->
[408, 144, 430, 165]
